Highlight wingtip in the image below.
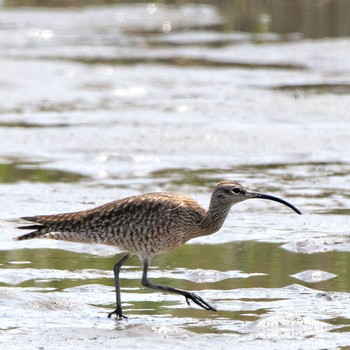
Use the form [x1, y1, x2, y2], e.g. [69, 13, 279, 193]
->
[20, 216, 37, 222]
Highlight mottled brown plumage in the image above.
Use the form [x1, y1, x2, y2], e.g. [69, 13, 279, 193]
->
[16, 181, 301, 318]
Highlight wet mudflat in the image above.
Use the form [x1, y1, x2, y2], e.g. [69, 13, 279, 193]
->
[1, 1, 350, 349]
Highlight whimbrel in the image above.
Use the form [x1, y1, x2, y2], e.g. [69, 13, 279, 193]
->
[16, 181, 301, 319]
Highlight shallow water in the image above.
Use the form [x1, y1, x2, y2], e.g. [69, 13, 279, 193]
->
[1, 1, 350, 348]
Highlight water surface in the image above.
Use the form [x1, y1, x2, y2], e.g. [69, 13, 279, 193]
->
[1, 1, 350, 348]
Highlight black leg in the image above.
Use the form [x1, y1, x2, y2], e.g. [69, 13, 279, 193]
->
[141, 259, 217, 312]
[108, 252, 130, 319]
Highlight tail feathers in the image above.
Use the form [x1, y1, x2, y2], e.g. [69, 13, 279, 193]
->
[15, 230, 45, 241]
[15, 217, 46, 241]
[17, 224, 43, 231]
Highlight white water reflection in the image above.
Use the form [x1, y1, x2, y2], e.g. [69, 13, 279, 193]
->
[251, 313, 334, 339]
[291, 270, 337, 283]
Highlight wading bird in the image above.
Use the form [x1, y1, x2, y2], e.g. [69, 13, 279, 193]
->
[16, 181, 301, 319]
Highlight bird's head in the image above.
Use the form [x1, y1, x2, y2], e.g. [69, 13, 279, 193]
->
[212, 181, 301, 214]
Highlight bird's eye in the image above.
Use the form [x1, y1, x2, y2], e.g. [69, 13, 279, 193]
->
[232, 187, 241, 194]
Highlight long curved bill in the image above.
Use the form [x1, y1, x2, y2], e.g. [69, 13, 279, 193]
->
[248, 192, 302, 215]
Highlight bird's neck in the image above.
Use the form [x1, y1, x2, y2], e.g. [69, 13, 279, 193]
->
[201, 199, 232, 235]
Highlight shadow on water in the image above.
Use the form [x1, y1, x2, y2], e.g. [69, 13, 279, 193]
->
[270, 83, 350, 95]
[0, 161, 86, 183]
[60, 56, 306, 70]
[0, 121, 72, 128]
[4, 0, 350, 39]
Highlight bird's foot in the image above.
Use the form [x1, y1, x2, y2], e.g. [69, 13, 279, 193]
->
[107, 308, 128, 320]
[185, 292, 217, 312]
